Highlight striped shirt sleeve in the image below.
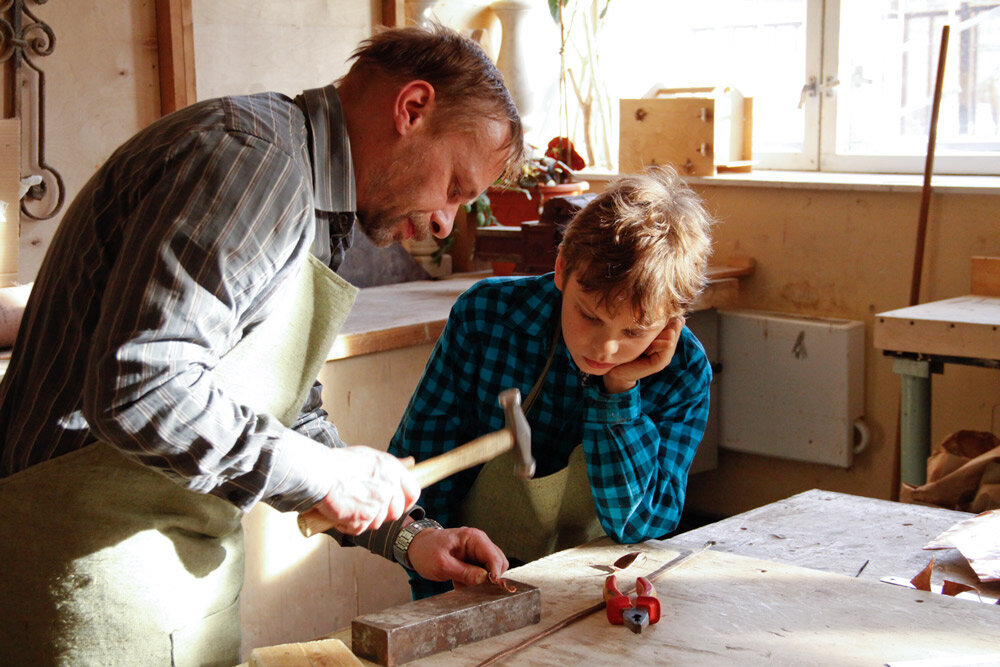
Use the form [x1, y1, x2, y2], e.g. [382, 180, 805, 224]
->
[80, 125, 337, 512]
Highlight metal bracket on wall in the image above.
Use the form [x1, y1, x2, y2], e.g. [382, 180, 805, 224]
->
[0, 0, 63, 220]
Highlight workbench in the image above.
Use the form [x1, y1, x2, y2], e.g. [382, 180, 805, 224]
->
[873, 294, 1000, 486]
[321, 489, 998, 665]
[239, 262, 754, 652]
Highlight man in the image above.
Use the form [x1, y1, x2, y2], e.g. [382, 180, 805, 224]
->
[0, 24, 523, 664]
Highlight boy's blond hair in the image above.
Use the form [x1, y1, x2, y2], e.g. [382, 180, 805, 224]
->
[558, 166, 714, 325]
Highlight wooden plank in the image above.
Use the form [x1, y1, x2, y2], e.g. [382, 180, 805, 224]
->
[972, 256, 1000, 296]
[692, 276, 738, 311]
[0, 118, 19, 286]
[329, 320, 447, 361]
[381, 0, 404, 28]
[155, 0, 196, 115]
[327, 540, 1000, 665]
[874, 295, 1000, 360]
[329, 275, 480, 359]
[705, 257, 755, 280]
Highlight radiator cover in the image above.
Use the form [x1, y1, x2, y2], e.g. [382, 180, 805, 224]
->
[718, 309, 865, 468]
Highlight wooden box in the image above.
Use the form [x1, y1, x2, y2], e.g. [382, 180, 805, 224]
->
[619, 86, 752, 177]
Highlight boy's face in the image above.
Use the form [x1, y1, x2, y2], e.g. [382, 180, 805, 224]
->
[554, 257, 667, 376]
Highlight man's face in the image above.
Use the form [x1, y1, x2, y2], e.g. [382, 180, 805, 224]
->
[356, 117, 509, 247]
[555, 259, 667, 377]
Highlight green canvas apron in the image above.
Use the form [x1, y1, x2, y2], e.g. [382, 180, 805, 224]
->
[0, 253, 356, 666]
[457, 323, 606, 564]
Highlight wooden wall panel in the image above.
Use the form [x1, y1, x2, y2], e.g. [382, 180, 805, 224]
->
[0, 119, 19, 286]
[17, 1, 160, 282]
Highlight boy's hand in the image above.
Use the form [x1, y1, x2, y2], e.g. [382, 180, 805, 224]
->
[407, 526, 509, 589]
[602, 317, 685, 394]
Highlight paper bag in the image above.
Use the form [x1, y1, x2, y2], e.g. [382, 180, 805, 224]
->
[901, 430, 1000, 513]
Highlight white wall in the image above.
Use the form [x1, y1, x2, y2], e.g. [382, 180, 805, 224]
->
[192, 0, 375, 100]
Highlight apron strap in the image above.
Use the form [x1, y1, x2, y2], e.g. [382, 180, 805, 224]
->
[523, 320, 561, 415]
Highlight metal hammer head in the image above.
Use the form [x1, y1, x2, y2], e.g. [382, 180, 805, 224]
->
[498, 388, 535, 479]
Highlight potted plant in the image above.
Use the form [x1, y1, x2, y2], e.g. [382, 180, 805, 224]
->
[486, 137, 588, 227]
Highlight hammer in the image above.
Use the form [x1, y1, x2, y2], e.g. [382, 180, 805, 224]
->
[298, 388, 535, 537]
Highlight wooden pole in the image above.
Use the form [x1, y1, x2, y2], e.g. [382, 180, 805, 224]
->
[908, 24, 949, 308]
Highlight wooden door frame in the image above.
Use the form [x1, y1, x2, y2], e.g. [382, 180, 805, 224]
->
[154, 0, 196, 115]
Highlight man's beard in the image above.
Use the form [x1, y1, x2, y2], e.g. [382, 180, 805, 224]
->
[356, 208, 405, 247]
[355, 141, 428, 247]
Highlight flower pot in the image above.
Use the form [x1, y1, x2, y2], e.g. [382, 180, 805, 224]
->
[490, 260, 518, 276]
[487, 181, 588, 227]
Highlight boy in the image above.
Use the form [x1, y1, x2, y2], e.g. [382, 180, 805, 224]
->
[389, 166, 714, 597]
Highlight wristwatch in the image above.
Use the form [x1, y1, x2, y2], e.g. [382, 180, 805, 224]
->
[392, 518, 442, 570]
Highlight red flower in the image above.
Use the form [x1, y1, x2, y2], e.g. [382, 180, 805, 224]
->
[545, 137, 585, 171]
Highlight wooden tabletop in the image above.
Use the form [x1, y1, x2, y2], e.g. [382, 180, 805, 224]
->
[874, 295, 1000, 361]
[660, 488, 991, 589]
[316, 489, 999, 666]
[327, 536, 1000, 665]
[328, 261, 754, 361]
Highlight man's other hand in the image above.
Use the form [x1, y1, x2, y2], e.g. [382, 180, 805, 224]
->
[407, 526, 509, 588]
[312, 446, 420, 535]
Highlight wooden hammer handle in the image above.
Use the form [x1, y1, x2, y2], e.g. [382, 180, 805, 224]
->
[297, 429, 515, 537]
[410, 428, 514, 488]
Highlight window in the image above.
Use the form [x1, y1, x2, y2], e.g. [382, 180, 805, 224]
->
[533, 0, 1000, 175]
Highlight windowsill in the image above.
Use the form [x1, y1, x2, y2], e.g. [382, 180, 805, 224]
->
[580, 169, 1000, 195]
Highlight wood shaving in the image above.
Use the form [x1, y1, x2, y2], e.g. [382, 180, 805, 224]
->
[909, 556, 935, 591]
[612, 551, 647, 572]
[941, 580, 977, 597]
[488, 572, 517, 593]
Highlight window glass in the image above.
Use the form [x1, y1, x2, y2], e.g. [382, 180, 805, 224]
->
[531, 1, 810, 172]
[540, 0, 999, 174]
[834, 0, 1000, 160]
[602, 1, 810, 155]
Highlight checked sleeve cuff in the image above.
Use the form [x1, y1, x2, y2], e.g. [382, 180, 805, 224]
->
[583, 382, 641, 424]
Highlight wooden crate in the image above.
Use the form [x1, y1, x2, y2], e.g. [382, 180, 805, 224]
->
[619, 86, 752, 177]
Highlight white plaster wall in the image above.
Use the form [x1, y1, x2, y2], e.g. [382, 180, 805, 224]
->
[191, 0, 375, 100]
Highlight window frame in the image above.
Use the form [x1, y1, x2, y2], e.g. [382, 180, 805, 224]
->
[816, 0, 1000, 175]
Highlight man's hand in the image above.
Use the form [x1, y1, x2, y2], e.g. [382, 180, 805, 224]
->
[310, 446, 420, 535]
[603, 316, 685, 394]
[406, 526, 509, 588]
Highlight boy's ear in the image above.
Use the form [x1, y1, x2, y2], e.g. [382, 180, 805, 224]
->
[554, 252, 566, 291]
[393, 80, 436, 136]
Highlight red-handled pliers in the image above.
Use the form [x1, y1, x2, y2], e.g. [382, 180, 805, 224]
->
[603, 574, 661, 634]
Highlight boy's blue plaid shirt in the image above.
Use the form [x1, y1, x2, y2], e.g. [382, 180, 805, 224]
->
[389, 273, 712, 543]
